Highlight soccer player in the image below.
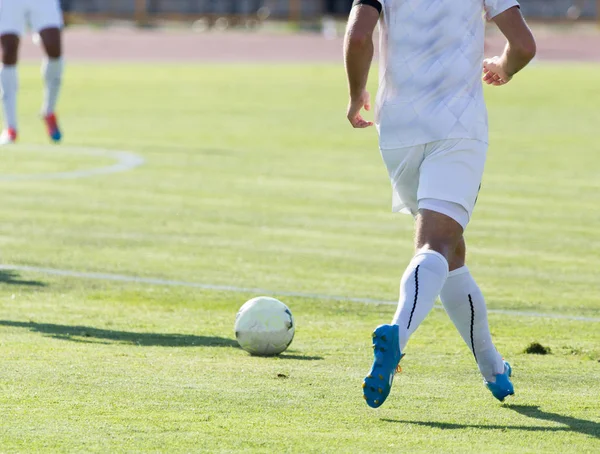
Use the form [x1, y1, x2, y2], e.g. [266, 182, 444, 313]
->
[0, 0, 64, 144]
[344, 0, 536, 406]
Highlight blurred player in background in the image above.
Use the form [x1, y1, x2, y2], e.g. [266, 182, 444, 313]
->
[322, 0, 353, 39]
[344, 0, 535, 407]
[204, 0, 266, 28]
[0, 0, 64, 144]
[566, 0, 589, 20]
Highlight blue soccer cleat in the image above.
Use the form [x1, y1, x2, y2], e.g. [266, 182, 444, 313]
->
[485, 361, 514, 402]
[362, 324, 404, 408]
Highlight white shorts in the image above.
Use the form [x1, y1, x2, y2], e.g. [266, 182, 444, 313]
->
[0, 0, 63, 36]
[379, 138, 487, 230]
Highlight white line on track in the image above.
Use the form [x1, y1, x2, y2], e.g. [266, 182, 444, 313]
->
[1, 264, 598, 323]
[0, 145, 145, 181]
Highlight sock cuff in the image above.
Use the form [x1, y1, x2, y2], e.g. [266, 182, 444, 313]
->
[413, 249, 449, 274]
[448, 266, 470, 278]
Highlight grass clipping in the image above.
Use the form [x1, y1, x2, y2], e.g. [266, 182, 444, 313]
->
[524, 342, 552, 355]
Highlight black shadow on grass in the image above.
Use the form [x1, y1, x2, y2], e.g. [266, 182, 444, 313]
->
[0, 320, 238, 347]
[0, 271, 46, 287]
[382, 418, 562, 432]
[383, 406, 599, 439]
[0, 321, 325, 360]
[507, 405, 599, 440]
[276, 353, 323, 361]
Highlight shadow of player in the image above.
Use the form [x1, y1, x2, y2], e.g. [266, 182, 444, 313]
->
[0, 319, 239, 347]
[0, 320, 324, 360]
[0, 270, 47, 287]
[506, 405, 599, 440]
[382, 405, 599, 439]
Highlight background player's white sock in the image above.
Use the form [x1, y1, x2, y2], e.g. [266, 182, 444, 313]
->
[41, 57, 63, 115]
[440, 266, 505, 382]
[0, 65, 18, 129]
[392, 250, 449, 351]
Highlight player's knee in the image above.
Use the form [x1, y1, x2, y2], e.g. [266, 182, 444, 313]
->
[44, 42, 62, 59]
[415, 209, 464, 261]
[39, 28, 62, 59]
[448, 237, 466, 271]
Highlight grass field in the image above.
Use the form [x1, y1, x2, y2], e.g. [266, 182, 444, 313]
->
[0, 62, 599, 452]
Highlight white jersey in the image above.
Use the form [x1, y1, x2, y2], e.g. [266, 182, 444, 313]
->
[375, 0, 519, 149]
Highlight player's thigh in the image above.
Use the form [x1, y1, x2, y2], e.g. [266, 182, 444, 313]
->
[380, 145, 425, 215]
[38, 26, 61, 58]
[417, 139, 487, 220]
[0, 0, 26, 37]
[29, 0, 63, 34]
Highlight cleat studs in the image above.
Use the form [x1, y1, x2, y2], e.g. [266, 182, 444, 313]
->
[372, 332, 377, 338]
[363, 395, 367, 400]
[378, 388, 383, 394]
[374, 399, 379, 405]
[367, 375, 372, 379]
[362, 382, 366, 389]
[378, 374, 384, 380]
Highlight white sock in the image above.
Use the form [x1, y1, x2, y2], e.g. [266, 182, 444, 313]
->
[41, 57, 64, 115]
[392, 250, 449, 351]
[440, 266, 505, 382]
[0, 65, 18, 130]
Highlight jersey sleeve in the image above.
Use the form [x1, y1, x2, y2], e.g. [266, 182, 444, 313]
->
[352, 0, 383, 14]
[484, 0, 520, 20]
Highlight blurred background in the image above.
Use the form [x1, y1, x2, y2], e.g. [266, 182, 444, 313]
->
[58, 1, 599, 36]
[1, 0, 598, 450]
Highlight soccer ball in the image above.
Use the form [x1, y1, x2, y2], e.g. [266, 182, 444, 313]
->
[234, 296, 295, 356]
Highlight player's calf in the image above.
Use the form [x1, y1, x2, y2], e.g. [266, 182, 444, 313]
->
[38, 28, 64, 143]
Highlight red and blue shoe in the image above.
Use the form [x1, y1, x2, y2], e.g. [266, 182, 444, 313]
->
[362, 324, 404, 408]
[485, 361, 514, 402]
[44, 113, 62, 142]
[0, 127, 17, 145]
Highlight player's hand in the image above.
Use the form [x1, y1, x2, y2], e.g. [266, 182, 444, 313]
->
[347, 90, 374, 128]
[483, 56, 512, 86]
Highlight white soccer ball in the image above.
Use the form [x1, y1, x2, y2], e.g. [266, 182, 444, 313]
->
[234, 296, 295, 356]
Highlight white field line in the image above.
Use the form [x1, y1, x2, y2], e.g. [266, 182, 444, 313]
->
[1, 264, 598, 323]
[0, 145, 145, 181]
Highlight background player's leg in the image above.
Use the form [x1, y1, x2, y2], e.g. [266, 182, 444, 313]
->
[322, 0, 337, 39]
[0, 34, 20, 143]
[38, 27, 63, 141]
[440, 238, 505, 382]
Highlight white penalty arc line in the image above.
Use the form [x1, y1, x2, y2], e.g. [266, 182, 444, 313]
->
[0, 145, 145, 181]
[1, 264, 599, 323]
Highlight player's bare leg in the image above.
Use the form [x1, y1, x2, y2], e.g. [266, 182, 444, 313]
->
[39, 27, 63, 142]
[440, 237, 514, 401]
[0, 33, 20, 144]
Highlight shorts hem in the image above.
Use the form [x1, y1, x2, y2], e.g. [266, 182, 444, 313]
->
[379, 137, 489, 151]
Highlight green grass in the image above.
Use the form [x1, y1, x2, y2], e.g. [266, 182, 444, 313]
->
[0, 63, 598, 452]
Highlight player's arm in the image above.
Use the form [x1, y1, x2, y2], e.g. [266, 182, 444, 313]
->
[344, 0, 381, 128]
[483, 5, 536, 86]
